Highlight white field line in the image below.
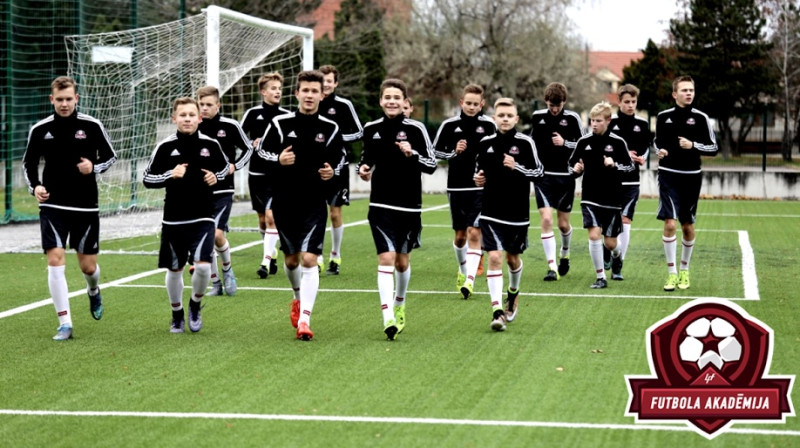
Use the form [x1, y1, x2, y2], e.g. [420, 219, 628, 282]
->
[739, 231, 760, 300]
[0, 409, 797, 437]
[115, 283, 750, 302]
[0, 204, 449, 320]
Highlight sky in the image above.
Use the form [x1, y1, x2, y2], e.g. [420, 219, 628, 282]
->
[566, 0, 681, 52]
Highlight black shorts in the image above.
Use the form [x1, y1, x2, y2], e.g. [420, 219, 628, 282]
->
[248, 173, 274, 213]
[212, 193, 234, 232]
[39, 207, 100, 255]
[620, 185, 641, 220]
[159, 221, 215, 270]
[368, 207, 422, 255]
[580, 203, 623, 237]
[273, 204, 327, 255]
[534, 175, 575, 212]
[657, 170, 702, 224]
[447, 190, 482, 231]
[325, 170, 351, 207]
[479, 219, 529, 254]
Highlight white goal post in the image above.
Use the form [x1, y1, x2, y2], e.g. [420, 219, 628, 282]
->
[64, 6, 313, 240]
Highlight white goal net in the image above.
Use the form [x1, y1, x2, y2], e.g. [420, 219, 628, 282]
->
[64, 6, 313, 240]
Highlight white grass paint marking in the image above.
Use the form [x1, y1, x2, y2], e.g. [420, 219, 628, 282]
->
[739, 231, 760, 301]
[117, 284, 750, 302]
[0, 409, 797, 437]
[0, 204, 450, 320]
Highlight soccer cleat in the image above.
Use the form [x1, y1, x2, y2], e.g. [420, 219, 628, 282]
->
[476, 253, 485, 276]
[52, 324, 73, 341]
[296, 322, 314, 341]
[384, 319, 398, 341]
[611, 256, 624, 281]
[505, 288, 520, 322]
[603, 246, 612, 271]
[678, 270, 690, 290]
[456, 272, 466, 290]
[257, 264, 269, 279]
[170, 316, 185, 334]
[269, 257, 279, 275]
[188, 300, 203, 333]
[558, 256, 570, 277]
[290, 299, 300, 328]
[395, 305, 406, 333]
[460, 280, 473, 300]
[664, 273, 679, 291]
[222, 268, 237, 296]
[543, 269, 559, 282]
[326, 258, 341, 276]
[590, 278, 608, 289]
[88, 289, 104, 320]
[206, 281, 224, 296]
[490, 309, 507, 332]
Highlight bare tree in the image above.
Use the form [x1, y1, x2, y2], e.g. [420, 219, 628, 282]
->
[383, 0, 592, 118]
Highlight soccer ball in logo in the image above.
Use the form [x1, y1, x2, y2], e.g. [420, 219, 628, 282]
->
[678, 317, 742, 370]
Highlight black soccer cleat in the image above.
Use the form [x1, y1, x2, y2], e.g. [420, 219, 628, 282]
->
[269, 258, 279, 275]
[543, 269, 559, 282]
[257, 264, 269, 279]
[325, 259, 340, 276]
[590, 278, 608, 289]
[611, 256, 624, 281]
[603, 246, 612, 271]
[557, 256, 570, 277]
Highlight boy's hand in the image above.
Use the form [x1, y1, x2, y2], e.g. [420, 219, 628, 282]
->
[455, 139, 467, 154]
[319, 162, 333, 180]
[657, 149, 668, 159]
[253, 138, 261, 149]
[34, 185, 50, 203]
[630, 150, 645, 165]
[396, 141, 413, 157]
[678, 136, 693, 150]
[603, 156, 614, 167]
[358, 164, 372, 181]
[173, 163, 188, 179]
[77, 157, 93, 175]
[503, 154, 516, 170]
[228, 163, 235, 175]
[201, 169, 217, 186]
[279, 146, 295, 165]
[552, 132, 565, 147]
[474, 169, 485, 187]
[572, 159, 584, 174]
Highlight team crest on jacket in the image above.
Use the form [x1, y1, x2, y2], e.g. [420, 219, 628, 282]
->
[476, 126, 486, 134]
[559, 119, 568, 126]
[315, 133, 325, 143]
[327, 107, 337, 115]
[633, 125, 641, 132]
[200, 148, 211, 157]
[626, 298, 794, 440]
[604, 145, 614, 153]
[75, 130, 87, 139]
[509, 146, 520, 155]
[396, 131, 408, 141]
[217, 130, 227, 138]
[687, 118, 696, 125]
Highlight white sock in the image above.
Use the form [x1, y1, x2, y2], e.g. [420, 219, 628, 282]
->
[378, 266, 395, 323]
[541, 232, 557, 270]
[619, 223, 631, 260]
[394, 266, 410, 307]
[508, 260, 523, 291]
[454, 242, 467, 275]
[330, 225, 343, 260]
[465, 249, 482, 285]
[191, 263, 210, 302]
[589, 239, 605, 279]
[487, 269, 503, 310]
[165, 270, 184, 310]
[299, 266, 319, 325]
[209, 252, 220, 284]
[48, 265, 71, 326]
[560, 226, 573, 258]
[681, 238, 695, 271]
[285, 263, 301, 299]
[261, 229, 275, 265]
[84, 263, 100, 295]
[216, 242, 231, 272]
[663, 235, 678, 274]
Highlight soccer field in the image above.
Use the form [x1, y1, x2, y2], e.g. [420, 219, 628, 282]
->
[0, 195, 798, 447]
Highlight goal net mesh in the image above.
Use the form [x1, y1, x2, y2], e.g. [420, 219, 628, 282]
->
[64, 9, 306, 240]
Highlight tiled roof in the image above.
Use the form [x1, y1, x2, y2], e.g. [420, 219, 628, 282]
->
[588, 51, 643, 79]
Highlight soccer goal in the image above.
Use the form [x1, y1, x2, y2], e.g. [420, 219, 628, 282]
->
[64, 6, 313, 240]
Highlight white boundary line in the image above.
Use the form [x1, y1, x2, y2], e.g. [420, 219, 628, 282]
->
[0, 409, 797, 437]
[739, 230, 760, 300]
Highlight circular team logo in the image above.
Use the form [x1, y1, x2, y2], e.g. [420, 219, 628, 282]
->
[200, 148, 211, 157]
[626, 298, 794, 439]
[315, 133, 325, 143]
[476, 126, 485, 134]
[687, 118, 696, 125]
[75, 130, 87, 139]
[633, 125, 641, 132]
[217, 130, 227, 138]
[559, 119, 568, 126]
[328, 107, 337, 115]
[509, 146, 519, 155]
[396, 131, 408, 141]
[604, 145, 614, 153]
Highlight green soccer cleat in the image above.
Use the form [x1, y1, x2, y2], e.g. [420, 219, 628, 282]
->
[456, 272, 466, 290]
[395, 305, 406, 333]
[664, 273, 679, 291]
[460, 280, 473, 300]
[384, 319, 398, 341]
[678, 270, 690, 290]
